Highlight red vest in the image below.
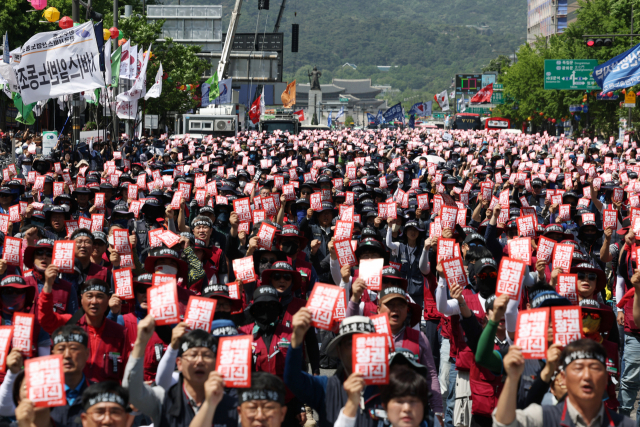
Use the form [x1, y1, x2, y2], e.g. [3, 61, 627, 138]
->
[423, 274, 440, 321]
[450, 289, 485, 370]
[86, 263, 108, 282]
[281, 298, 306, 328]
[122, 313, 168, 382]
[469, 344, 504, 417]
[26, 273, 73, 315]
[78, 316, 130, 383]
[398, 327, 421, 355]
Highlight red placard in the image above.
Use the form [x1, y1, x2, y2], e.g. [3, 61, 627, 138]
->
[216, 336, 252, 388]
[441, 257, 467, 289]
[440, 206, 458, 230]
[114, 268, 134, 300]
[78, 217, 91, 230]
[516, 215, 536, 237]
[552, 244, 574, 273]
[370, 313, 395, 351]
[352, 333, 389, 385]
[113, 229, 131, 254]
[262, 196, 277, 216]
[233, 198, 252, 222]
[252, 209, 266, 223]
[52, 241, 75, 273]
[94, 193, 105, 209]
[335, 239, 358, 268]
[184, 296, 217, 332]
[282, 184, 296, 201]
[137, 174, 147, 190]
[558, 204, 571, 221]
[0, 214, 9, 234]
[7, 205, 19, 223]
[148, 229, 164, 248]
[334, 221, 354, 241]
[557, 273, 578, 305]
[159, 230, 180, 248]
[25, 355, 66, 408]
[195, 174, 206, 188]
[170, 191, 183, 210]
[257, 222, 277, 249]
[340, 206, 355, 222]
[603, 209, 617, 230]
[310, 193, 322, 211]
[508, 238, 531, 264]
[0, 326, 13, 373]
[129, 200, 142, 218]
[613, 187, 624, 203]
[127, 184, 139, 200]
[232, 256, 257, 282]
[2, 236, 21, 266]
[515, 308, 550, 359]
[536, 236, 556, 263]
[330, 288, 348, 330]
[195, 189, 206, 207]
[417, 193, 429, 210]
[12, 313, 35, 357]
[306, 283, 342, 330]
[437, 238, 458, 262]
[496, 257, 526, 301]
[152, 273, 177, 287]
[551, 306, 583, 346]
[90, 214, 104, 233]
[148, 280, 180, 326]
[53, 182, 64, 198]
[64, 220, 78, 236]
[359, 258, 384, 291]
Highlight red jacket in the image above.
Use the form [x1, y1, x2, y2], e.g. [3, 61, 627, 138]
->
[25, 272, 74, 315]
[37, 291, 131, 383]
[123, 312, 168, 383]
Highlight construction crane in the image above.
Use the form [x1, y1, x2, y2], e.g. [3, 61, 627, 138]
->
[273, 0, 287, 32]
[216, 0, 243, 80]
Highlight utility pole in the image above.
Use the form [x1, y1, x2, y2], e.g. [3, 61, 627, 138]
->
[113, 0, 119, 143]
[72, 0, 81, 147]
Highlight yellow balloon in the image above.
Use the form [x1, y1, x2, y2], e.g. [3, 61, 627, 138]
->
[103, 28, 111, 41]
[43, 7, 60, 22]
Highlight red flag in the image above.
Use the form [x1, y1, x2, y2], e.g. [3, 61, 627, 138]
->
[470, 83, 493, 104]
[293, 109, 305, 122]
[249, 95, 262, 124]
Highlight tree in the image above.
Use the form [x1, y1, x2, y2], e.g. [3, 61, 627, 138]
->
[481, 55, 511, 74]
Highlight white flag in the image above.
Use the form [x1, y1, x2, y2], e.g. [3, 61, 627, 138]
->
[117, 44, 151, 102]
[145, 63, 163, 100]
[104, 39, 112, 90]
[128, 45, 138, 80]
[260, 86, 265, 117]
[116, 99, 138, 119]
[119, 40, 130, 78]
[437, 90, 449, 112]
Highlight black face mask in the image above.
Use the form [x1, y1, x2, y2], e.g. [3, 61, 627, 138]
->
[252, 303, 281, 326]
[281, 241, 299, 256]
[476, 278, 497, 299]
[258, 261, 273, 275]
[581, 233, 597, 243]
[213, 311, 232, 320]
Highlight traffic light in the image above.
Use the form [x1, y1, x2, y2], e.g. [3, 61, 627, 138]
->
[586, 38, 612, 47]
[258, 0, 269, 10]
[291, 24, 299, 52]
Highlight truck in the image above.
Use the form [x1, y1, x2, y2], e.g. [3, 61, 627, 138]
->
[259, 109, 301, 134]
[182, 103, 246, 137]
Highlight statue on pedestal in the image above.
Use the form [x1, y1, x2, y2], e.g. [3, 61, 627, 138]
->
[308, 66, 322, 91]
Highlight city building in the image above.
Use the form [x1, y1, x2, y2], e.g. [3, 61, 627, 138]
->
[567, 0, 580, 25]
[527, 0, 568, 43]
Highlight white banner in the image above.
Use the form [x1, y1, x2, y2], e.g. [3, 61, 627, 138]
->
[117, 44, 150, 102]
[104, 39, 111, 93]
[116, 99, 138, 119]
[15, 22, 105, 105]
[145, 63, 162, 100]
[119, 40, 130, 78]
[129, 45, 137, 80]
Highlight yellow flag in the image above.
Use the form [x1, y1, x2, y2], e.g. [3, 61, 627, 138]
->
[281, 80, 296, 108]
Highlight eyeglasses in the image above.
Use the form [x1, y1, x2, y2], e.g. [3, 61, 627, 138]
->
[301, 191, 312, 196]
[272, 273, 292, 281]
[476, 271, 498, 280]
[75, 240, 93, 247]
[1, 288, 26, 296]
[242, 402, 281, 417]
[34, 250, 52, 258]
[577, 272, 598, 281]
[260, 258, 277, 264]
[181, 351, 215, 362]
[86, 407, 127, 421]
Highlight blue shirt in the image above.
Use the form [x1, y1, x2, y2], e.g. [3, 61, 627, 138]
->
[65, 374, 86, 406]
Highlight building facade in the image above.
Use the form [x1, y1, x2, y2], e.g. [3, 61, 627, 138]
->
[527, 0, 568, 43]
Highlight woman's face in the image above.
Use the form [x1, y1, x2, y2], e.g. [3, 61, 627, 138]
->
[385, 396, 424, 427]
[406, 228, 419, 241]
[577, 271, 597, 299]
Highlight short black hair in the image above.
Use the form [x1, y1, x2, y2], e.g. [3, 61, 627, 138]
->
[465, 246, 493, 263]
[82, 381, 130, 412]
[381, 365, 430, 419]
[244, 372, 286, 404]
[80, 278, 111, 295]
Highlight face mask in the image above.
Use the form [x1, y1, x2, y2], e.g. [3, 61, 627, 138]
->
[155, 265, 178, 275]
[281, 241, 299, 256]
[582, 234, 597, 243]
[216, 212, 229, 223]
[258, 261, 273, 275]
[2, 293, 25, 311]
[214, 311, 232, 320]
[239, 180, 247, 188]
[476, 278, 496, 299]
[391, 224, 401, 233]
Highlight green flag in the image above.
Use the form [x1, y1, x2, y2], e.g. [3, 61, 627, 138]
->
[13, 93, 35, 125]
[86, 88, 101, 105]
[110, 46, 122, 88]
[206, 71, 219, 102]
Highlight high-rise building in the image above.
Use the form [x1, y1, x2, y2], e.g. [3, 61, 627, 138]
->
[567, 0, 580, 25]
[527, 0, 569, 43]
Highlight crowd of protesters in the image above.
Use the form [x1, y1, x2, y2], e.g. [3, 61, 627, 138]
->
[0, 126, 635, 427]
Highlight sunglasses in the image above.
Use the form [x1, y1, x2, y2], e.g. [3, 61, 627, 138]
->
[272, 273, 292, 281]
[476, 271, 498, 280]
[382, 278, 400, 286]
[582, 312, 601, 320]
[577, 272, 597, 281]
[260, 258, 277, 264]
[34, 250, 53, 257]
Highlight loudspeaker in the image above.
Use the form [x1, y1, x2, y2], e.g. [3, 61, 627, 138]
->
[292, 24, 299, 53]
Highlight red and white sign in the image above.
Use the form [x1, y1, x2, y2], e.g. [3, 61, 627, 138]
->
[12, 313, 34, 357]
[603, 209, 617, 230]
[232, 256, 257, 282]
[369, 313, 395, 351]
[159, 230, 181, 248]
[216, 335, 252, 388]
[0, 327, 13, 373]
[64, 220, 78, 236]
[94, 193, 105, 209]
[148, 229, 164, 248]
[127, 184, 138, 200]
[537, 236, 556, 263]
[0, 214, 8, 234]
[114, 268, 134, 300]
[359, 258, 384, 291]
[352, 333, 389, 385]
[441, 257, 467, 289]
[515, 308, 550, 359]
[90, 214, 104, 233]
[233, 198, 252, 222]
[148, 279, 180, 326]
[306, 283, 342, 330]
[496, 257, 526, 301]
[557, 273, 578, 305]
[184, 296, 217, 332]
[552, 244, 574, 273]
[252, 210, 266, 224]
[335, 239, 357, 268]
[437, 238, 458, 262]
[257, 222, 277, 249]
[558, 204, 571, 221]
[25, 355, 66, 408]
[440, 206, 458, 230]
[552, 306, 583, 346]
[113, 229, 131, 254]
[334, 221, 354, 241]
[262, 196, 277, 216]
[52, 241, 75, 273]
[170, 191, 183, 210]
[613, 188, 624, 203]
[2, 236, 21, 266]
[516, 215, 536, 237]
[311, 193, 322, 211]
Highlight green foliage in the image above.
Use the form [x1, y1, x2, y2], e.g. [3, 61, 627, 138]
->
[344, 115, 355, 126]
[482, 55, 511, 73]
